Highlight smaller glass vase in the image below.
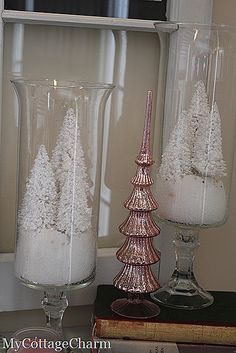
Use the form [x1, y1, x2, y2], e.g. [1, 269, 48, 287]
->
[153, 22, 236, 309]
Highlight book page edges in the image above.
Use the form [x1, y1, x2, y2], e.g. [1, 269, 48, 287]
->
[95, 319, 236, 345]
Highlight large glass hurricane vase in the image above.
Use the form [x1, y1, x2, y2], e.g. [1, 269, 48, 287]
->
[12, 79, 114, 332]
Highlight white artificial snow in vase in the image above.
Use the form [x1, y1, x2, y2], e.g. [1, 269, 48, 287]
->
[15, 229, 96, 286]
[156, 175, 227, 225]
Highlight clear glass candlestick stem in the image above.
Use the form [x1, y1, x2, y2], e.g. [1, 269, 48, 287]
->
[42, 290, 68, 333]
[152, 227, 213, 309]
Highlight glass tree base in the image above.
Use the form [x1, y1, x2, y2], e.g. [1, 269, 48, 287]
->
[111, 294, 160, 319]
[151, 272, 214, 310]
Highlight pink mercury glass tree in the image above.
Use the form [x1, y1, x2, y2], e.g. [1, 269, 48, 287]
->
[111, 91, 161, 319]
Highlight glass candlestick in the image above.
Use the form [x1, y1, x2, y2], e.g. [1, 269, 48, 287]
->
[154, 226, 214, 309]
[12, 79, 114, 332]
[152, 23, 236, 309]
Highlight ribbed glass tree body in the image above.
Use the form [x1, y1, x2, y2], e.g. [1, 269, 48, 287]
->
[12, 79, 114, 330]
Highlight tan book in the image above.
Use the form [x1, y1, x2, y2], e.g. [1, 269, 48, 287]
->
[94, 285, 236, 346]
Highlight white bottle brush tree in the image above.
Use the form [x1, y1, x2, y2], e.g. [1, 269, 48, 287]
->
[51, 108, 91, 236]
[191, 101, 226, 178]
[159, 80, 227, 180]
[189, 80, 210, 124]
[18, 145, 57, 232]
[159, 110, 192, 181]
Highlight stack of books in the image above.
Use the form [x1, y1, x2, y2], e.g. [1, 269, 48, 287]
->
[93, 285, 236, 353]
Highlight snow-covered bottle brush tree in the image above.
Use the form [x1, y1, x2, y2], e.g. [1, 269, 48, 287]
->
[156, 81, 227, 226]
[12, 79, 114, 333]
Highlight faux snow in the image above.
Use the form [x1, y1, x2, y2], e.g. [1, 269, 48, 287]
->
[156, 175, 227, 226]
[15, 229, 96, 286]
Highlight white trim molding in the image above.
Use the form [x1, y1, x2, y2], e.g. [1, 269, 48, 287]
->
[2, 10, 160, 32]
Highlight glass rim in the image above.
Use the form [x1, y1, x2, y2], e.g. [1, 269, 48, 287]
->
[10, 78, 115, 89]
[154, 21, 236, 31]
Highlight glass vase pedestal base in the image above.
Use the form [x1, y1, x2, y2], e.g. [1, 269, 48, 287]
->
[19, 273, 95, 333]
[111, 294, 160, 319]
[151, 274, 214, 310]
[151, 227, 214, 310]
